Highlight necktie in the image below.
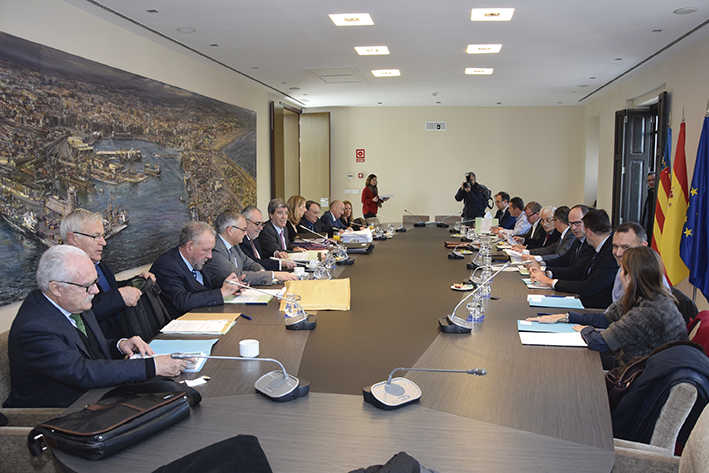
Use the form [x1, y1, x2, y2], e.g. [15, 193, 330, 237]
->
[250, 239, 261, 259]
[279, 231, 287, 251]
[230, 246, 240, 270]
[95, 263, 111, 292]
[70, 313, 87, 337]
[191, 269, 203, 285]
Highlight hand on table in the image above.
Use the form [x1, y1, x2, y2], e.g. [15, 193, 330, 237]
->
[220, 273, 242, 299]
[119, 336, 154, 357]
[572, 325, 586, 332]
[526, 313, 568, 323]
[275, 271, 298, 281]
[154, 355, 192, 377]
[529, 267, 553, 287]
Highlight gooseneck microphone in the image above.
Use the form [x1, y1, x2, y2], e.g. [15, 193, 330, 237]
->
[363, 366, 487, 409]
[171, 354, 309, 402]
[225, 278, 316, 330]
[298, 224, 341, 249]
[403, 208, 432, 227]
[439, 262, 511, 333]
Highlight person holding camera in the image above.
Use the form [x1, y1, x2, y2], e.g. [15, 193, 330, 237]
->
[454, 172, 489, 220]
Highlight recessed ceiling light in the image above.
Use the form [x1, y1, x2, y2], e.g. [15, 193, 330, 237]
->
[329, 13, 374, 26]
[146, 9, 159, 13]
[651, 28, 663, 32]
[589, 76, 597, 79]
[673, 7, 697, 15]
[377, 102, 383, 105]
[466, 44, 503, 54]
[496, 101, 502, 105]
[289, 87, 301, 91]
[436, 101, 441, 104]
[372, 69, 400, 77]
[465, 67, 494, 75]
[354, 45, 390, 56]
[470, 8, 515, 21]
[209, 43, 219, 47]
[176, 26, 196, 34]
[614, 57, 623, 61]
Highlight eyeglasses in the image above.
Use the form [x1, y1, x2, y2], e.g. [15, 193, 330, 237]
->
[245, 218, 264, 227]
[53, 279, 98, 293]
[229, 225, 248, 232]
[72, 231, 106, 241]
[525, 210, 538, 217]
[569, 220, 584, 227]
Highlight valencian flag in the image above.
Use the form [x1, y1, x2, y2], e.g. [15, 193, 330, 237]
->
[651, 127, 672, 253]
[658, 120, 690, 285]
[681, 115, 709, 299]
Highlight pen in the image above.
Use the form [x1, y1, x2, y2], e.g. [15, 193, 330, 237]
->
[240, 314, 252, 320]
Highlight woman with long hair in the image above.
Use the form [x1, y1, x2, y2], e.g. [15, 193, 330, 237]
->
[285, 195, 306, 242]
[342, 200, 363, 230]
[361, 174, 382, 221]
[527, 246, 687, 366]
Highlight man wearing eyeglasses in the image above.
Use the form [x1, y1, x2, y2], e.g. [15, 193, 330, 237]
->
[203, 210, 297, 287]
[4, 245, 190, 408]
[240, 206, 296, 271]
[513, 201, 545, 248]
[61, 209, 154, 323]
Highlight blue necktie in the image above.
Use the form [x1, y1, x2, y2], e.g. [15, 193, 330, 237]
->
[192, 269, 204, 285]
[95, 264, 111, 292]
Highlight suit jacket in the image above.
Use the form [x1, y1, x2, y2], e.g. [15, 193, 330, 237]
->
[495, 208, 516, 230]
[533, 227, 576, 259]
[240, 235, 279, 271]
[553, 235, 619, 309]
[150, 246, 224, 319]
[257, 221, 292, 258]
[4, 290, 152, 408]
[319, 211, 346, 235]
[203, 235, 272, 287]
[520, 220, 546, 249]
[537, 229, 560, 249]
[547, 238, 594, 270]
[91, 261, 126, 322]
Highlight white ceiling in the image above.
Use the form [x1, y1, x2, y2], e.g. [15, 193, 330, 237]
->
[89, 0, 708, 107]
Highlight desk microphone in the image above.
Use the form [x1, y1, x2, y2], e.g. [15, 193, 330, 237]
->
[171, 354, 309, 402]
[225, 279, 316, 330]
[298, 224, 353, 264]
[298, 225, 341, 249]
[439, 262, 510, 333]
[403, 208, 433, 227]
[363, 366, 486, 409]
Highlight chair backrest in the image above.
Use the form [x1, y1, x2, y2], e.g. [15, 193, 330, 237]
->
[679, 404, 709, 473]
[650, 382, 698, 450]
[402, 215, 429, 224]
[434, 215, 460, 225]
[672, 287, 699, 325]
[0, 330, 11, 405]
[688, 311, 709, 355]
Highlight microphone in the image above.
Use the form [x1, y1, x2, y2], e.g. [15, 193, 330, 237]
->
[171, 353, 309, 402]
[225, 279, 316, 330]
[298, 224, 341, 249]
[439, 262, 511, 333]
[298, 224, 352, 263]
[363, 366, 487, 409]
[403, 208, 432, 227]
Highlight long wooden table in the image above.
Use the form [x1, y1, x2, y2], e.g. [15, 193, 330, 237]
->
[56, 227, 614, 472]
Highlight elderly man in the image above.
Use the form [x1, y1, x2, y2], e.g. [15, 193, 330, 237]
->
[493, 192, 516, 229]
[4, 245, 188, 408]
[530, 209, 618, 309]
[525, 206, 575, 261]
[527, 204, 593, 271]
[257, 198, 305, 257]
[300, 200, 324, 233]
[513, 202, 545, 248]
[151, 221, 241, 319]
[61, 208, 153, 323]
[240, 206, 295, 271]
[495, 197, 530, 238]
[203, 210, 297, 287]
[319, 200, 347, 235]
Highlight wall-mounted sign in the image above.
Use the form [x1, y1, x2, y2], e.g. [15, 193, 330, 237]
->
[355, 148, 366, 163]
[357, 172, 364, 179]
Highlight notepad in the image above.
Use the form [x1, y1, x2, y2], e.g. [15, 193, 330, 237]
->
[522, 278, 553, 290]
[160, 319, 233, 335]
[287, 250, 328, 262]
[517, 320, 578, 333]
[519, 331, 587, 347]
[280, 278, 351, 311]
[527, 294, 584, 309]
[148, 339, 219, 373]
[224, 288, 284, 304]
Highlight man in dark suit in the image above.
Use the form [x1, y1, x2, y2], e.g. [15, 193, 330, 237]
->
[526, 206, 576, 261]
[493, 192, 516, 229]
[319, 200, 346, 236]
[241, 206, 296, 271]
[203, 210, 297, 287]
[61, 209, 154, 323]
[257, 198, 305, 257]
[514, 201, 545, 248]
[4, 245, 188, 408]
[300, 200, 325, 234]
[151, 221, 241, 319]
[530, 209, 618, 309]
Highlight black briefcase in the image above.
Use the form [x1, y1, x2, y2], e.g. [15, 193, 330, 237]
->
[28, 379, 200, 460]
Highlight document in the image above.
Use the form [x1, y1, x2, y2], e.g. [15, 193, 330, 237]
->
[287, 250, 328, 262]
[160, 319, 234, 335]
[280, 278, 351, 311]
[527, 294, 584, 309]
[522, 278, 553, 290]
[224, 288, 285, 304]
[178, 312, 241, 321]
[517, 320, 577, 333]
[518, 331, 587, 347]
[148, 339, 219, 373]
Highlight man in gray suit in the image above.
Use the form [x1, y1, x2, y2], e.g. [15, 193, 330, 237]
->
[203, 210, 297, 287]
[523, 206, 575, 262]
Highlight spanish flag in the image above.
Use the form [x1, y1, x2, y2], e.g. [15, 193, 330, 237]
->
[658, 121, 690, 284]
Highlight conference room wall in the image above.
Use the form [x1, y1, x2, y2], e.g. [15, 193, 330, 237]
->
[583, 23, 709, 310]
[306, 106, 586, 221]
[0, 0, 286, 211]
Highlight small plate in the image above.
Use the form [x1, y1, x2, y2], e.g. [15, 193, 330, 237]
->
[451, 283, 475, 291]
[454, 249, 473, 255]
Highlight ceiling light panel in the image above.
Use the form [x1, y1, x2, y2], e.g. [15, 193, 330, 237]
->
[465, 67, 494, 75]
[372, 69, 400, 77]
[470, 8, 515, 21]
[354, 45, 390, 55]
[329, 13, 374, 26]
[466, 44, 503, 54]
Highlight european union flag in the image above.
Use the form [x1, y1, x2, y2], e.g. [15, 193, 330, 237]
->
[680, 116, 709, 299]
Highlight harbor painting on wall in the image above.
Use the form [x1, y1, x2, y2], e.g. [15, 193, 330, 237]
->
[0, 32, 257, 305]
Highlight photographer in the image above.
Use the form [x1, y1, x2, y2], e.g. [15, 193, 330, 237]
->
[454, 172, 489, 220]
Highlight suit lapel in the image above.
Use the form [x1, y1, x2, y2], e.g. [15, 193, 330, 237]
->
[82, 310, 111, 359]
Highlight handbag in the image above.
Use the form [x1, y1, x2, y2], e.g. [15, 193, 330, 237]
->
[27, 378, 201, 460]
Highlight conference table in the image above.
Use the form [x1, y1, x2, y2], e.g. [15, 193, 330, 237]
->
[56, 227, 614, 473]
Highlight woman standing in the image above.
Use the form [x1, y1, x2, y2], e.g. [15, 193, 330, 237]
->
[361, 174, 383, 222]
[286, 195, 306, 241]
[527, 246, 687, 367]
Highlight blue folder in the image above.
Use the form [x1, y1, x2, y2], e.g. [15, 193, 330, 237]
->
[527, 295, 584, 309]
[517, 320, 577, 333]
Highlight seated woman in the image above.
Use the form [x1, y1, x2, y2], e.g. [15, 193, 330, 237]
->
[527, 246, 687, 367]
[286, 195, 307, 241]
[341, 200, 364, 230]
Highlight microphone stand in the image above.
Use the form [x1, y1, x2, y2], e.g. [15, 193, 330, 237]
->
[363, 366, 487, 409]
[298, 225, 351, 262]
[439, 262, 510, 333]
[403, 208, 434, 227]
[225, 279, 316, 330]
[171, 353, 309, 401]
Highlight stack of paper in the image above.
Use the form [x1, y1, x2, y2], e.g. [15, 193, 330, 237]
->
[178, 312, 241, 321]
[522, 278, 553, 290]
[224, 288, 284, 305]
[503, 248, 524, 263]
[148, 339, 219, 373]
[518, 332, 587, 347]
[287, 250, 328, 263]
[527, 294, 584, 309]
[340, 228, 373, 243]
[280, 278, 351, 311]
[517, 320, 577, 333]
[160, 319, 234, 335]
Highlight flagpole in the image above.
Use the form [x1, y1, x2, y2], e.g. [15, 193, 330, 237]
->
[693, 286, 697, 303]
[705, 99, 709, 117]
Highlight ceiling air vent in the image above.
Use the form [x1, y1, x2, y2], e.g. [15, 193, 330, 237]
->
[425, 121, 447, 131]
